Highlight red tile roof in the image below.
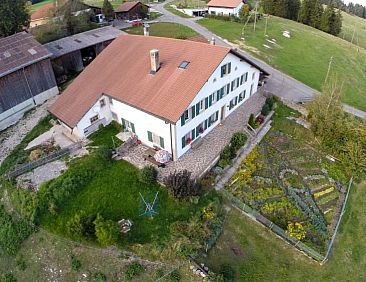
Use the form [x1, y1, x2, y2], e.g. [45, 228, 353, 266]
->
[115, 1, 145, 12]
[49, 35, 231, 127]
[207, 0, 243, 8]
[0, 32, 52, 78]
[31, 3, 54, 21]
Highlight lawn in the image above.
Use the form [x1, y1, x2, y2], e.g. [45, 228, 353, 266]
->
[30, 0, 54, 13]
[169, 0, 207, 9]
[40, 158, 218, 248]
[164, 3, 193, 18]
[123, 22, 198, 39]
[201, 180, 366, 281]
[88, 122, 122, 149]
[340, 11, 366, 50]
[198, 17, 366, 111]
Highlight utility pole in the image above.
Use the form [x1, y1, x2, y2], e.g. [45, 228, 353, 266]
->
[325, 56, 333, 84]
[253, 1, 258, 32]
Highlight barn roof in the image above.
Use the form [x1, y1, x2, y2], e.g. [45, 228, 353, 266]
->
[115, 1, 147, 13]
[0, 32, 51, 78]
[43, 26, 123, 58]
[49, 35, 269, 128]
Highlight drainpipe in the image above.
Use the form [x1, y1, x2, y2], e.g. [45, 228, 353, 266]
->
[169, 123, 174, 160]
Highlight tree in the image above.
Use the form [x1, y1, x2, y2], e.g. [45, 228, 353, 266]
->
[299, 0, 323, 28]
[102, 0, 114, 21]
[320, 4, 342, 35]
[0, 0, 30, 37]
[94, 214, 119, 246]
[239, 4, 251, 22]
[287, 0, 301, 20]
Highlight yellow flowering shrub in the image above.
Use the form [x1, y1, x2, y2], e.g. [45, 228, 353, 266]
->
[286, 222, 306, 241]
[314, 187, 335, 198]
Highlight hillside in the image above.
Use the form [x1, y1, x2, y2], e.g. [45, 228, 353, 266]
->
[198, 16, 366, 111]
[340, 10, 366, 49]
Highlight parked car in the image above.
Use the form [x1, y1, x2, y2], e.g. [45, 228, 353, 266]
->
[129, 19, 143, 26]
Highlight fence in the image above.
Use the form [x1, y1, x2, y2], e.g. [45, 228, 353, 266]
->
[6, 142, 82, 178]
[221, 189, 326, 262]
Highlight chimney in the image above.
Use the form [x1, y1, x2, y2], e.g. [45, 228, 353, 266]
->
[143, 23, 150, 36]
[210, 37, 216, 45]
[150, 49, 160, 74]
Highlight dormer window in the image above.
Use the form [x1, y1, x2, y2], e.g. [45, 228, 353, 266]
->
[178, 60, 190, 69]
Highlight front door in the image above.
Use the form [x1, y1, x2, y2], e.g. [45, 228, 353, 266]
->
[220, 106, 225, 122]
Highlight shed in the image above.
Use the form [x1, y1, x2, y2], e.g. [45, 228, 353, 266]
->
[115, 1, 149, 20]
[0, 32, 59, 130]
[43, 26, 123, 82]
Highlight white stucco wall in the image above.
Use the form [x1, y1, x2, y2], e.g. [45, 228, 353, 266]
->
[174, 52, 260, 159]
[208, 3, 244, 17]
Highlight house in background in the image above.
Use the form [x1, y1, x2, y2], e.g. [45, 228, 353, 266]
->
[43, 26, 122, 83]
[0, 32, 58, 131]
[207, 0, 244, 17]
[49, 35, 268, 160]
[114, 1, 149, 20]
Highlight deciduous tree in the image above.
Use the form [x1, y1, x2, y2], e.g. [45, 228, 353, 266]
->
[0, 0, 30, 37]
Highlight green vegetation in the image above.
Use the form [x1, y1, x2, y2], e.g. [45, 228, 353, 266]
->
[170, 0, 207, 9]
[198, 17, 366, 111]
[218, 132, 248, 168]
[340, 11, 366, 50]
[124, 22, 198, 39]
[139, 165, 158, 185]
[0, 115, 53, 175]
[89, 122, 122, 149]
[125, 262, 145, 280]
[202, 181, 366, 281]
[163, 3, 193, 18]
[30, 0, 54, 13]
[83, 0, 124, 9]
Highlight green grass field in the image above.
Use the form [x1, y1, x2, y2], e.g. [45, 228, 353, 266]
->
[198, 17, 366, 111]
[169, 0, 207, 9]
[83, 0, 124, 9]
[201, 181, 366, 281]
[340, 11, 366, 50]
[124, 22, 198, 39]
[164, 3, 193, 18]
[30, 0, 54, 13]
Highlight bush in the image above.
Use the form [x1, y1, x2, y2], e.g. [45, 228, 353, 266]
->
[94, 214, 119, 246]
[66, 212, 84, 237]
[93, 272, 107, 282]
[125, 263, 145, 280]
[66, 212, 97, 239]
[0, 273, 17, 282]
[71, 254, 81, 271]
[169, 270, 181, 281]
[230, 132, 247, 151]
[139, 165, 158, 184]
[219, 264, 235, 282]
[248, 113, 256, 128]
[265, 96, 276, 110]
[261, 103, 271, 116]
[164, 170, 201, 200]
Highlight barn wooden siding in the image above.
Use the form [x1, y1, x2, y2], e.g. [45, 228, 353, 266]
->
[0, 59, 57, 113]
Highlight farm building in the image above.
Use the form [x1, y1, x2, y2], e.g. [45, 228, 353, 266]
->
[49, 35, 269, 160]
[207, 0, 244, 17]
[115, 1, 149, 20]
[0, 32, 58, 131]
[43, 26, 123, 83]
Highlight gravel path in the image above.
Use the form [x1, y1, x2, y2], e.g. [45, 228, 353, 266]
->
[0, 96, 58, 166]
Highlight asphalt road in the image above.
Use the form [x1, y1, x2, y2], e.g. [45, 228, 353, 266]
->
[151, 1, 366, 119]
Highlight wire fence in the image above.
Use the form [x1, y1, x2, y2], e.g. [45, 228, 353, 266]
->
[221, 189, 326, 262]
[6, 142, 82, 178]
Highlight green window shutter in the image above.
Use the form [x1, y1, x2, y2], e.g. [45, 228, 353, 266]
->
[235, 96, 238, 105]
[220, 87, 224, 98]
[243, 90, 246, 98]
[147, 131, 152, 142]
[196, 125, 200, 137]
[181, 114, 185, 126]
[227, 83, 230, 94]
[191, 128, 196, 140]
[209, 95, 212, 106]
[204, 119, 208, 129]
[131, 123, 135, 133]
[220, 66, 224, 77]
[237, 78, 240, 86]
[205, 97, 209, 109]
[191, 105, 196, 119]
[240, 75, 243, 85]
[228, 62, 231, 73]
[216, 90, 220, 101]
[182, 136, 186, 148]
[231, 81, 234, 91]
[121, 118, 126, 130]
[196, 102, 200, 115]
[215, 111, 219, 120]
[245, 72, 248, 82]
[159, 137, 164, 148]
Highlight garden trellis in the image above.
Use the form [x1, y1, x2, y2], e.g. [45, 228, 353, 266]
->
[139, 192, 159, 217]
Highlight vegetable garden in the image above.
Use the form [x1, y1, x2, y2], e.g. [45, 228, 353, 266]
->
[225, 104, 348, 254]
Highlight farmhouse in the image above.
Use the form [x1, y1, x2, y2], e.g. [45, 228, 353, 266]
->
[114, 1, 149, 20]
[43, 26, 122, 83]
[207, 0, 244, 17]
[0, 32, 58, 131]
[49, 35, 268, 160]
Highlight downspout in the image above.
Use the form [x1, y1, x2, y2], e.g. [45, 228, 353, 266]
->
[22, 67, 36, 105]
[170, 123, 174, 161]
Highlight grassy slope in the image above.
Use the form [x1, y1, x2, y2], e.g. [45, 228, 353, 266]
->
[164, 3, 193, 18]
[203, 182, 366, 281]
[41, 160, 212, 245]
[30, 0, 54, 13]
[340, 11, 366, 50]
[169, 0, 207, 9]
[123, 22, 198, 38]
[198, 17, 366, 111]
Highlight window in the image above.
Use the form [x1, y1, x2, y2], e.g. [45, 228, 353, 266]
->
[121, 118, 135, 133]
[100, 99, 106, 107]
[108, 97, 113, 105]
[148, 131, 165, 148]
[238, 90, 246, 102]
[211, 92, 217, 104]
[178, 60, 190, 69]
[207, 111, 219, 127]
[182, 132, 192, 148]
[220, 62, 231, 77]
[229, 97, 238, 110]
[252, 72, 255, 80]
[90, 115, 98, 124]
[196, 122, 204, 137]
[211, 11, 216, 15]
[199, 99, 205, 113]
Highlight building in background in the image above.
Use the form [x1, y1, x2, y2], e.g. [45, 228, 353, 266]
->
[207, 0, 244, 17]
[114, 1, 149, 20]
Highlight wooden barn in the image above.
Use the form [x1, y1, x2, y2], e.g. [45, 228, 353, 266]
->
[43, 26, 123, 83]
[115, 1, 149, 21]
[0, 32, 59, 131]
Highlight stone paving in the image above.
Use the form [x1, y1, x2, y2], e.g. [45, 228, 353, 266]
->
[122, 91, 266, 180]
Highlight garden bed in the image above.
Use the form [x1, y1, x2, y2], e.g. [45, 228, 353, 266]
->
[224, 103, 349, 254]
